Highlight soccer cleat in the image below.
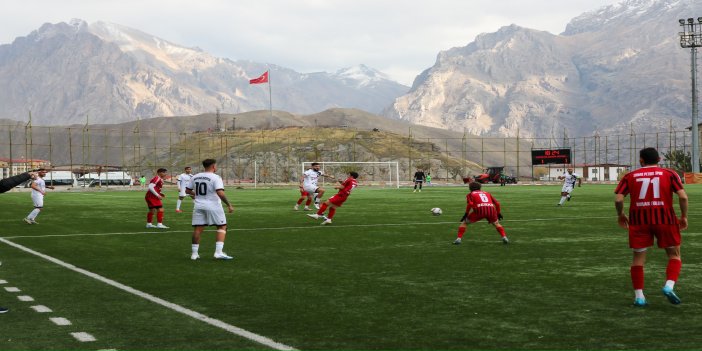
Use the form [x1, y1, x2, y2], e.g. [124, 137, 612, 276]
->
[307, 214, 320, 220]
[0, 307, 8, 313]
[321, 218, 332, 225]
[314, 204, 320, 210]
[502, 236, 510, 244]
[214, 252, 234, 260]
[155, 223, 169, 229]
[294, 204, 299, 211]
[304, 206, 311, 211]
[24, 218, 33, 225]
[413, 190, 417, 193]
[418, 189, 421, 192]
[176, 209, 183, 213]
[30, 219, 38, 224]
[190, 253, 200, 261]
[146, 223, 156, 228]
[453, 238, 462, 245]
[567, 195, 572, 201]
[633, 298, 648, 307]
[662, 286, 681, 305]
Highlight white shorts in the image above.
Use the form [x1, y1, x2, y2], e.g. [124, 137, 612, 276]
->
[178, 188, 187, 197]
[31, 193, 44, 208]
[302, 184, 319, 194]
[561, 185, 574, 194]
[192, 206, 227, 227]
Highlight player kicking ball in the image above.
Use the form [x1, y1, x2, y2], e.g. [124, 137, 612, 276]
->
[453, 182, 509, 245]
[307, 171, 358, 225]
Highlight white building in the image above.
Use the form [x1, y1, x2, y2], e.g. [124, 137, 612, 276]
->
[546, 164, 629, 181]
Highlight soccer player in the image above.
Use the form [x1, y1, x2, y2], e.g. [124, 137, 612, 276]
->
[145, 168, 169, 229]
[301, 162, 335, 209]
[24, 168, 54, 225]
[453, 182, 509, 245]
[307, 171, 358, 225]
[614, 147, 688, 307]
[186, 159, 235, 260]
[557, 167, 582, 206]
[294, 187, 312, 211]
[175, 166, 194, 213]
[413, 168, 426, 192]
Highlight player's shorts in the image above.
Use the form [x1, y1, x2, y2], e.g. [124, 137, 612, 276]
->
[31, 193, 44, 208]
[628, 224, 681, 249]
[460, 210, 498, 224]
[178, 188, 187, 197]
[303, 184, 319, 194]
[561, 185, 574, 194]
[328, 194, 349, 207]
[145, 196, 163, 209]
[299, 188, 309, 197]
[192, 206, 227, 227]
[414, 180, 424, 183]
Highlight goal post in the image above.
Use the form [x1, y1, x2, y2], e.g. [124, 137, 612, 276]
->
[301, 161, 400, 188]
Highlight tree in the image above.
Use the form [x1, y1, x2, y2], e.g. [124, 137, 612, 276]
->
[664, 150, 692, 173]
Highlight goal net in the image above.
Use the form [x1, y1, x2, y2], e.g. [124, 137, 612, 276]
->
[301, 161, 400, 188]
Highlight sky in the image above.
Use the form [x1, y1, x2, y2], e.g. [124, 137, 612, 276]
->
[1, 0, 623, 85]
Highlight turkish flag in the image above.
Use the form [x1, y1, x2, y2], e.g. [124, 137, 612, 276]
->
[249, 71, 269, 84]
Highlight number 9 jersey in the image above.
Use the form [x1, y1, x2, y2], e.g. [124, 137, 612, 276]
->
[615, 166, 684, 226]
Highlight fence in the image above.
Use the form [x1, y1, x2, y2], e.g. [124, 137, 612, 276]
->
[0, 123, 693, 185]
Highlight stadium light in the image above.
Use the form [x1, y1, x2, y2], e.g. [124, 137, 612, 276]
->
[679, 16, 702, 172]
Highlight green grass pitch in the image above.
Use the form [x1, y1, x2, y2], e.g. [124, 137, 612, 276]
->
[0, 183, 701, 350]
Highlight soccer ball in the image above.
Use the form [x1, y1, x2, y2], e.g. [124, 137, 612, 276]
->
[430, 207, 442, 216]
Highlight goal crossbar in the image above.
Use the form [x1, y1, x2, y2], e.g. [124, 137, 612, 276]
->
[301, 161, 400, 188]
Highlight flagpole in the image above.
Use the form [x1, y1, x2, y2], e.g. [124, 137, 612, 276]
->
[268, 69, 273, 119]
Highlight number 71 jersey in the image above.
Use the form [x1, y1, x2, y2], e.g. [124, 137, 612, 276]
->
[614, 166, 684, 225]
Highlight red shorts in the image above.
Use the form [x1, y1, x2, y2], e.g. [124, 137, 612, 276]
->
[461, 211, 498, 224]
[300, 189, 309, 197]
[145, 196, 163, 209]
[328, 194, 348, 207]
[628, 224, 681, 249]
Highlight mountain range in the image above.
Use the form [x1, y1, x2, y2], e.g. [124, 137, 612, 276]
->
[383, 0, 702, 138]
[0, 19, 408, 126]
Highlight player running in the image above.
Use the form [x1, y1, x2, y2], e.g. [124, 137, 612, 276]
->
[186, 159, 235, 260]
[557, 167, 581, 206]
[615, 147, 688, 307]
[301, 162, 335, 209]
[453, 182, 509, 245]
[175, 166, 193, 213]
[145, 168, 169, 229]
[23, 168, 54, 224]
[307, 171, 358, 225]
[294, 187, 313, 211]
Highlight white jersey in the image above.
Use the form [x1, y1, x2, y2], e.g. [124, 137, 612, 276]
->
[562, 172, 579, 187]
[302, 169, 323, 192]
[187, 172, 224, 210]
[177, 173, 193, 190]
[31, 177, 46, 208]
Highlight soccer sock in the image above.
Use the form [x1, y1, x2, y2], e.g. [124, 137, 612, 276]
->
[666, 259, 682, 287]
[457, 226, 466, 239]
[314, 194, 320, 205]
[297, 198, 304, 205]
[191, 244, 199, 255]
[327, 208, 336, 219]
[496, 226, 506, 238]
[176, 199, 182, 210]
[419, 183, 422, 189]
[28, 209, 40, 220]
[631, 265, 644, 291]
[306, 198, 312, 206]
[559, 196, 567, 205]
[317, 203, 328, 216]
[215, 241, 224, 254]
[147, 212, 154, 223]
[157, 212, 164, 223]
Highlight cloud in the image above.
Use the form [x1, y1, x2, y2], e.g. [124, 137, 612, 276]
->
[0, 0, 621, 85]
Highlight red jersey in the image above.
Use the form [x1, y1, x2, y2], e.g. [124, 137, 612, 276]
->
[145, 176, 164, 200]
[336, 177, 358, 198]
[614, 166, 683, 225]
[466, 190, 501, 216]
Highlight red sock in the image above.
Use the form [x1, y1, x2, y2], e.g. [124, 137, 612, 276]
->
[317, 203, 328, 216]
[457, 226, 466, 239]
[147, 212, 153, 223]
[630, 265, 644, 290]
[328, 208, 336, 219]
[157, 212, 164, 223]
[306, 199, 312, 206]
[666, 259, 682, 282]
[496, 226, 506, 237]
[297, 198, 304, 205]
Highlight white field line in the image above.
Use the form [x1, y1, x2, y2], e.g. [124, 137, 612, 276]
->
[50, 317, 72, 326]
[17, 295, 34, 301]
[4, 287, 20, 292]
[0, 280, 6, 284]
[0, 216, 617, 240]
[70, 332, 96, 342]
[0, 237, 296, 351]
[31, 305, 53, 313]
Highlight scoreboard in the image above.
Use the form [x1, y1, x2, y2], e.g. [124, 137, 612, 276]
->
[531, 148, 571, 165]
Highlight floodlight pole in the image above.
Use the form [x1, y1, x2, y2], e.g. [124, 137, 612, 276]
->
[679, 17, 702, 173]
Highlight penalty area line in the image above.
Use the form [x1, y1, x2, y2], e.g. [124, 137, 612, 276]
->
[0, 237, 296, 351]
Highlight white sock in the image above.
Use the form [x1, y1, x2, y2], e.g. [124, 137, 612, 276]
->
[176, 199, 182, 210]
[191, 244, 199, 255]
[559, 196, 567, 205]
[634, 289, 645, 299]
[665, 280, 675, 290]
[215, 241, 224, 254]
[28, 209, 40, 220]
